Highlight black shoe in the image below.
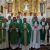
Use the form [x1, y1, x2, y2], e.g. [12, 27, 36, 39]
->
[35, 48, 39, 50]
[31, 48, 35, 50]
[29, 48, 31, 50]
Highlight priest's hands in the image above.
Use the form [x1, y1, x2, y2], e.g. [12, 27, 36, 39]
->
[10, 27, 16, 30]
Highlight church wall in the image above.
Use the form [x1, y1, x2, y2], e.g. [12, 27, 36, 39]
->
[0, 0, 6, 18]
[0, 0, 12, 19]
[0, 0, 49, 19]
[46, 0, 50, 18]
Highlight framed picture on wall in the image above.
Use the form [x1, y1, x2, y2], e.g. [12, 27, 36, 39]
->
[0, 5, 3, 13]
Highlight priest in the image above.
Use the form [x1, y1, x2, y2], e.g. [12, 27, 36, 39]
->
[16, 15, 22, 49]
[0, 17, 8, 49]
[2, 18, 9, 49]
[17, 15, 22, 27]
[20, 18, 31, 50]
[9, 17, 20, 50]
[7, 16, 12, 49]
[40, 17, 47, 45]
[32, 15, 40, 50]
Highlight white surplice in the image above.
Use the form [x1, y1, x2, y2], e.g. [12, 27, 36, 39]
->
[32, 22, 40, 49]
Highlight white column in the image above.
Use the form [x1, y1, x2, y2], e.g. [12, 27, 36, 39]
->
[46, 0, 50, 18]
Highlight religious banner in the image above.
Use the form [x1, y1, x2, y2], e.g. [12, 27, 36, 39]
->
[8, 3, 12, 13]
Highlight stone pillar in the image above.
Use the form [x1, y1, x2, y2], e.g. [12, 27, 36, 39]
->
[12, 0, 16, 17]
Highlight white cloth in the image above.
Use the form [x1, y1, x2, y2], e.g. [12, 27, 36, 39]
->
[37, 16, 44, 21]
[27, 16, 33, 27]
[7, 20, 11, 30]
[45, 23, 49, 45]
[10, 44, 19, 49]
[20, 16, 23, 20]
[42, 22, 45, 26]
[45, 23, 49, 30]
[31, 22, 40, 49]
[26, 15, 32, 48]
[21, 45, 29, 50]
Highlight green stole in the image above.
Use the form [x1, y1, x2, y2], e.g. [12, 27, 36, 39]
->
[24, 23, 27, 46]
[17, 19, 22, 26]
[32, 21, 39, 26]
[20, 23, 31, 46]
[40, 21, 46, 41]
[9, 21, 19, 44]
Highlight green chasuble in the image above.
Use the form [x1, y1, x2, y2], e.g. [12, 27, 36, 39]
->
[9, 20, 19, 44]
[20, 23, 31, 45]
[17, 19, 22, 26]
[17, 19, 22, 39]
[40, 21, 47, 41]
